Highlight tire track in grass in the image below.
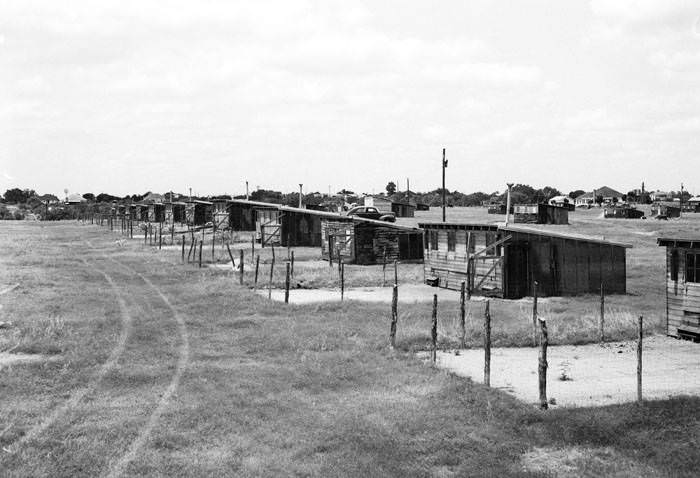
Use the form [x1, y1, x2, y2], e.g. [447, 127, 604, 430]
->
[103, 257, 189, 478]
[7, 258, 133, 452]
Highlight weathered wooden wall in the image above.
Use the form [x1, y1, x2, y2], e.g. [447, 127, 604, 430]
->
[514, 204, 568, 224]
[353, 223, 423, 265]
[213, 201, 229, 230]
[391, 203, 416, 218]
[664, 246, 700, 338]
[256, 208, 281, 245]
[229, 203, 255, 231]
[604, 207, 644, 219]
[321, 219, 355, 262]
[280, 211, 322, 247]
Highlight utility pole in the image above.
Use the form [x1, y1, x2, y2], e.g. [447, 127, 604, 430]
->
[407, 178, 410, 203]
[680, 182, 684, 218]
[299, 184, 303, 208]
[442, 148, 448, 222]
[189, 187, 192, 202]
[505, 183, 514, 226]
[245, 181, 249, 200]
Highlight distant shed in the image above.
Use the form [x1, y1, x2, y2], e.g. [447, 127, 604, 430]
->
[487, 204, 507, 215]
[420, 222, 630, 299]
[279, 206, 326, 247]
[657, 237, 700, 340]
[165, 202, 186, 225]
[604, 206, 644, 219]
[147, 203, 165, 223]
[651, 202, 681, 218]
[212, 199, 230, 229]
[514, 204, 568, 225]
[186, 200, 213, 226]
[391, 201, 416, 218]
[363, 196, 393, 214]
[321, 217, 423, 265]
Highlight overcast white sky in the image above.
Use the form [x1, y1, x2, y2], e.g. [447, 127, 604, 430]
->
[2, 0, 699, 198]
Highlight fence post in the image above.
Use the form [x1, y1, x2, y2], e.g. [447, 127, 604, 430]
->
[144, 227, 147, 245]
[239, 249, 244, 285]
[431, 294, 438, 363]
[187, 232, 195, 262]
[212, 229, 216, 262]
[285, 262, 290, 304]
[225, 243, 235, 270]
[390, 284, 398, 348]
[290, 251, 295, 278]
[340, 263, 345, 301]
[181, 236, 185, 263]
[159, 224, 162, 250]
[600, 282, 605, 343]
[539, 317, 548, 410]
[382, 247, 387, 287]
[268, 257, 275, 299]
[198, 240, 203, 268]
[484, 300, 491, 387]
[532, 281, 539, 347]
[460, 281, 466, 348]
[394, 260, 398, 286]
[254, 255, 260, 290]
[251, 235, 255, 263]
[637, 315, 643, 403]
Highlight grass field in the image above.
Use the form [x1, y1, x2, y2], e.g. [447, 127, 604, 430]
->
[1, 215, 699, 477]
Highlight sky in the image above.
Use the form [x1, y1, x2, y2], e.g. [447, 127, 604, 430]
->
[1, 0, 700, 199]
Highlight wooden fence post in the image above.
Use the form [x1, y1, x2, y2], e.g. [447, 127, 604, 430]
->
[460, 281, 466, 348]
[212, 229, 216, 262]
[340, 263, 345, 301]
[144, 227, 148, 245]
[390, 284, 398, 348]
[254, 255, 260, 290]
[171, 224, 174, 245]
[600, 282, 605, 343]
[382, 247, 387, 287]
[187, 233, 195, 262]
[159, 224, 162, 250]
[285, 262, 290, 304]
[198, 240, 203, 268]
[394, 260, 398, 286]
[181, 236, 185, 263]
[268, 257, 275, 299]
[239, 249, 244, 285]
[251, 235, 255, 263]
[637, 315, 643, 403]
[532, 281, 539, 347]
[539, 317, 548, 410]
[290, 251, 295, 278]
[225, 243, 235, 271]
[431, 294, 438, 363]
[484, 300, 491, 387]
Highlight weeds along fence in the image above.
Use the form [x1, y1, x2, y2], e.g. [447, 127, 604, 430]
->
[100, 218, 650, 408]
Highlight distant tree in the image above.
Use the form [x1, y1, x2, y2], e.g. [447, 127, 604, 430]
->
[386, 181, 396, 195]
[83, 193, 95, 202]
[626, 190, 638, 203]
[96, 193, 121, 203]
[3, 188, 35, 204]
[337, 189, 355, 196]
[568, 189, 585, 200]
[539, 186, 562, 202]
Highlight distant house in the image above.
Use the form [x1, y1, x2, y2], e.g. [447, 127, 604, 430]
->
[574, 186, 624, 207]
[688, 197, 700, 213]
[363, 195, 415, 217]
[513, 204, 569, 224]
[650, 191, 672, 202]
[142, 192, 165, 204]
[363, 195, 393, 214]
[66, 193, 86, 205]
[651, 202, 681, 218]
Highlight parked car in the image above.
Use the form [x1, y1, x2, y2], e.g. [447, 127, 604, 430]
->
[346, 206, 396, 222]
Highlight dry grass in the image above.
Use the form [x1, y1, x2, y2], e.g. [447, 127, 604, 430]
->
[0, 220, 699, 477]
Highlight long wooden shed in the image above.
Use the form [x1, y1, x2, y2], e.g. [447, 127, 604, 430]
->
[604, 206, 644, 219]
[514, 204, 569, 225]
[420, 222, 631, 299]
[651, 202, 681, 219]
[322, 217, 424, 265]
[657, 237, 700, 340]
[185, 200, 213, 226]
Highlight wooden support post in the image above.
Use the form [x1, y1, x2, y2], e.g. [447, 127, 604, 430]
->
[390, 284, 398, 348]
[181, 236, 185, 263]
[340, 263, 345, 301]
[637, 315, 643, 403]
[460, 281, 466, 348]
[239, 250, 244, 285]
[532, 281, 539, 347]
[600, 282, 605, 343]
[198, 240, 203, 268]
[484, 300, 491, 387]
[466, 259, 473, 300]
[254, 255, 260, 290]
[431, 294, 438, 363]
[394, 260, 398, 286]
[285, 262, 290, 304]
[268, 257, 275, 299]
[159, 224, 162, 250]
[290, 251, 295, 278]
[538, 317, 548, 410]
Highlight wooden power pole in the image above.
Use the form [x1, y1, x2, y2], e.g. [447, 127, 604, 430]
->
[442, 148, 447, 222]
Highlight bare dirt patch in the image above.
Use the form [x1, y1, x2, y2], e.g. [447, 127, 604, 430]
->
[429, 335, 700, 407]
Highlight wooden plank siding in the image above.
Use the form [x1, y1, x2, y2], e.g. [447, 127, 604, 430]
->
[659, 241, 700, 338]
[229, 202, 256, 231]
[280, 210, 323, 247]
[513, 204, 568, 225]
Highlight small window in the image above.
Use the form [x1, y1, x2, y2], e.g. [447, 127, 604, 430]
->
[429, 231, 438, 250]
[670, 249, 679, 282]
[686, 252, 700, 283]
[447, 231, 456, 252]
